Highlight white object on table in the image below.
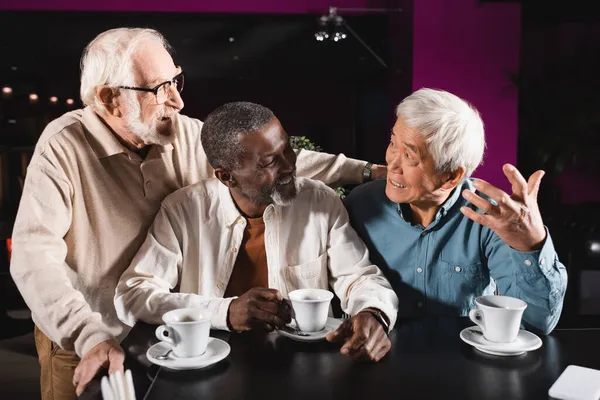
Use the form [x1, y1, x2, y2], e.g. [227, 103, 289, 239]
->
[548, 365, 600, 400]
[101, 370, 136, 400]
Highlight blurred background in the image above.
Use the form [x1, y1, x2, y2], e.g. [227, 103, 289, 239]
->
[0, 0, 598, 394]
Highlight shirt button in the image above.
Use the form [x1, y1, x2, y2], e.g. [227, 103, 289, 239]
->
[524, 260, 532, 266]
[540, 259, 545, 266]
[237, 220, 244, 225]
[145, 180, 151, 186]
[421, 231, 428, 237]
[417, 301, 423, 308]
[455, 266, 462, 273]
[231, 247, 237, 253]
[552, 289, 560, 295]
[417, 267, 423, 273]
[217, 283, 224, 289]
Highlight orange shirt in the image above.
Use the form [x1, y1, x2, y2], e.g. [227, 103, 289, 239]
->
[224, 217, 269, 297]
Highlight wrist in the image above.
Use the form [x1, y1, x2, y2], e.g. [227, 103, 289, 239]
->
[362, 162, 373, 183]
[359, 308, 390, 335]
[226, 302, 235, 331]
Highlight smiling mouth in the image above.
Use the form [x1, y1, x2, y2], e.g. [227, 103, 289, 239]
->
[276, 175, 294, 185]
[389, 179, 406, 189]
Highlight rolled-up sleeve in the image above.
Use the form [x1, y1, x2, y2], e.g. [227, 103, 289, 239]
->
[325, 195, 399, 329]
[11, 165, 114, 357]
[114, 203, 234, 331]
[486, 227, 567, 334]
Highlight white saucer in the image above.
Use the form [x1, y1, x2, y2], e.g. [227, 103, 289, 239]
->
[460, 326, 542, 356]
[277, 317, 343, 342]
[146, 337, 230, 370]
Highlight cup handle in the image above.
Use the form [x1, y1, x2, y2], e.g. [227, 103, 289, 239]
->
[469, 308, 485, 332]
[155, 325, 176, 346]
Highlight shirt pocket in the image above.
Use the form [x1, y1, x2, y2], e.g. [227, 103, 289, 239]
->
[434, 256, 485, 313]
[282, 252, 329, 293]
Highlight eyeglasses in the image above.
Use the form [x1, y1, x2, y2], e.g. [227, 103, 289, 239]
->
[118, 69, 184, 105]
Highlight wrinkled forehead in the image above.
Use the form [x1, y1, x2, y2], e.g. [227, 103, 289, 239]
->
[130, 39, 178, 86]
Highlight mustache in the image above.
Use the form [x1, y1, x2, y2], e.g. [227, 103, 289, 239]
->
[157, 107, 179, 119]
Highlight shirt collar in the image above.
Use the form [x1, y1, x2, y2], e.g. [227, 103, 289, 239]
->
[82, 106, 174, 159]
[395, 180, 465, 226]
[217, 180, 283, 227]
[218, 181, 243, 227]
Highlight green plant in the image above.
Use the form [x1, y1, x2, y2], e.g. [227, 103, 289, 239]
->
[290, 136, 347, 198]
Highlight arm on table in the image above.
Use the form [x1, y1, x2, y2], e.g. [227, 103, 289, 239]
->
[114, 203, 233, 331]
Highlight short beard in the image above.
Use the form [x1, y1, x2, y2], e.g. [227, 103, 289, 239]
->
[123, 92, 176, 146]
[271, 177, 298, 206]
[239, 174, 298, 207]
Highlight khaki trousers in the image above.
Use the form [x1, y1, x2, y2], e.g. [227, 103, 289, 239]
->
[34, 325, 80, 400]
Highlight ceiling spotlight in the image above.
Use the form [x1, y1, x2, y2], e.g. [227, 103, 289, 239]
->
[66, 98, 74, 105]
[29, 93, 39, 102]
[331, 15, 347, 42]
[50, 96, 58, 103]
[2, 86, 12, 95]
[314, 8, 347, 43]
[312, 6, 401, 68]
[314, 15, 330, 42]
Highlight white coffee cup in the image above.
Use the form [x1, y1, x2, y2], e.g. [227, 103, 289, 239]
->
[469, 295, 527, 343]
[288, 288, 333, 332]
[155, 308, 211, 358]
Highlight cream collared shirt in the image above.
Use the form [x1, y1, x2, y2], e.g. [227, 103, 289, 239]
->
[10, 107, 367, 357]
[114, 178, 399, 330]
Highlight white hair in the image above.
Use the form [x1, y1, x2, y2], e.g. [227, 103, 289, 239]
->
[80, 28, 171, 114]
[396, 88, 485, 178]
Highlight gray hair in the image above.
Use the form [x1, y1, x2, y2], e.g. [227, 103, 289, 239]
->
[396, 88, 485, 178]
[201, 102, 275, 171]
[80, 28, 171, 114]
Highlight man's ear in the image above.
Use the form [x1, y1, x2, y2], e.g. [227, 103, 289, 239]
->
[96, 86, 122, 117]
[215, 168, 236, 187]
[441, 166, 466, 191]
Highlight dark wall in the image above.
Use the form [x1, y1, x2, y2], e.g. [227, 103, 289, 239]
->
[0, 11, 407, 156]
[0, 11, 411, 211]
[519, 3, 600, 325]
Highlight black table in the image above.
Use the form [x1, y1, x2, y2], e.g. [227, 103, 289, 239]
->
[85, 317, 600, 400]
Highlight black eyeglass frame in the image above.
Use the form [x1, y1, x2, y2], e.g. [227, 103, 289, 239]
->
[118, 69, 184, 104]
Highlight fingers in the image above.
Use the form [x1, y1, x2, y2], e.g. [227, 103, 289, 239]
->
[326, 319, 352, 343]
[527, 170, 545, 198]
[260, 298, 292, 324]
[251, 291, 289, 328]
[73, 340, 124, 396]
[107, 348, 125, 376]
[371, 337, 392, 362]
[460, 205, 492, 228]
[502, 164, 528, 198]
[277, 299, 293, 323]
[340, 319, 369, 356]
[255, 297, 280, 315]
[74, 360, 101, 396]
[340, 316, 389, 362]
[461, 190, 498, 215]
[249, 308, 286, 330]
[252, 287, 284, 302]
[472, 179, 512, 208]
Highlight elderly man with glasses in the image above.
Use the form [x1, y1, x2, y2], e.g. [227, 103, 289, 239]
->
[10, 27, 386, 400]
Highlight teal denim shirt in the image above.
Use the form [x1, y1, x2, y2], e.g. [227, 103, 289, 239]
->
[345, 179, 567, 334]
